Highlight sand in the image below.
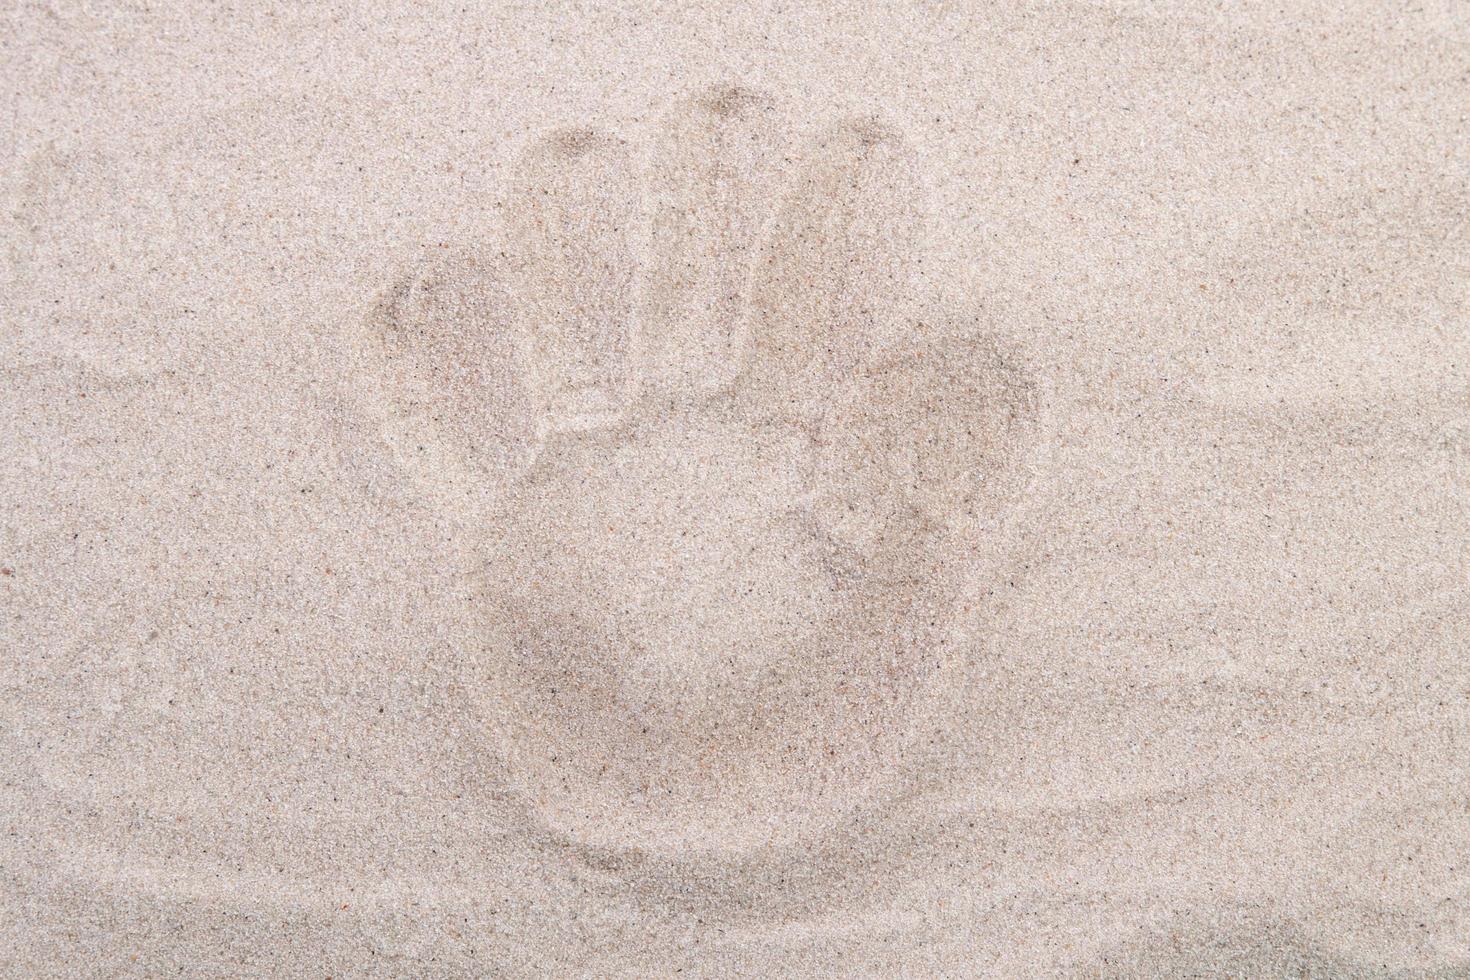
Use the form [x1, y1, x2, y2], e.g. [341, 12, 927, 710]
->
[3, 1, 1467, 976]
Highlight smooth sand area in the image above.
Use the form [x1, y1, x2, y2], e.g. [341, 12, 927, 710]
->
[3, 2, 1466, 975]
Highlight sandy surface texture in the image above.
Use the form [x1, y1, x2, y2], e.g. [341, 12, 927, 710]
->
[3, 1, 1468, 976]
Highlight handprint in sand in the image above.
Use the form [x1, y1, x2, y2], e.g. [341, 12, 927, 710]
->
[343, 85, 1045, 864]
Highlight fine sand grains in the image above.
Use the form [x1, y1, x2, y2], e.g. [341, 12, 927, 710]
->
[3, 3, 1467, 976]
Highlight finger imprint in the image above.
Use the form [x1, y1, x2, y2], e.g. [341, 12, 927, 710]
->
[508, 128, 639, 429]
[641, 85, 786, 402]
[739, 116, 925, 425]
[346, 250, 539, 521]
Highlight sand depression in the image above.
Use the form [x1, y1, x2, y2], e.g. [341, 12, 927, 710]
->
[342, 84, 1046, 871]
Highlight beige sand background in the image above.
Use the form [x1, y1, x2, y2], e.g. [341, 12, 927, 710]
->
[3, 1, 1468, 976]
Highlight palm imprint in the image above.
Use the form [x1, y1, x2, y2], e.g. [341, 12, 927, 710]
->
[343, 85, 1044, 865]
